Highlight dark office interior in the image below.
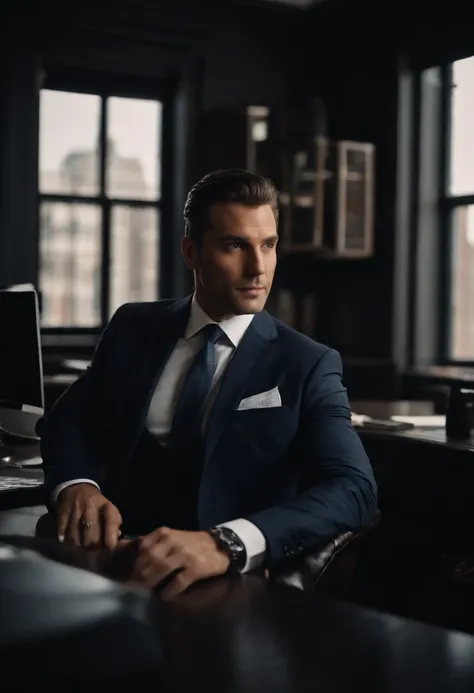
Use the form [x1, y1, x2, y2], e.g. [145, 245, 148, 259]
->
[2, 0, 474, 690]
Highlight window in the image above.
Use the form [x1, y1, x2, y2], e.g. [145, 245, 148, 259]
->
[444, 56, 474, 360]
[38, 88, 163, 330]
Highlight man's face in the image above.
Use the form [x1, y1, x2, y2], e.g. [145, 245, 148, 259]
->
[182, 202, 278, 318]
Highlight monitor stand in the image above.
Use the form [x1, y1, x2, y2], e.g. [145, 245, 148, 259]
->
[0, 406, 42, 439]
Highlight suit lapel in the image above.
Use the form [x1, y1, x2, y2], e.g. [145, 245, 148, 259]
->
[129, 296, 192, 443]
[204, 310, 277, 464]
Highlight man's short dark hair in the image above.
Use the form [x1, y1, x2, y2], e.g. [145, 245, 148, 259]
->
[183, 169, 279, 245]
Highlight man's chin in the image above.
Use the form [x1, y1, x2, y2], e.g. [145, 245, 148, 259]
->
[233, 292, 267, 314]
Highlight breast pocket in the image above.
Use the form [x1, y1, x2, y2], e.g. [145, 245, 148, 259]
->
[229, 405, 295, 449]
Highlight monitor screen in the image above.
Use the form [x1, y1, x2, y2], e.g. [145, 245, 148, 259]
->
[0, 290, 44, 410]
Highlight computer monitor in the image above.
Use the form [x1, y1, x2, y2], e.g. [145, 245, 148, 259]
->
[0, 289, 44, 439]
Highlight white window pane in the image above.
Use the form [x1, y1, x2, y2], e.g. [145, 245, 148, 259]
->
[39, 90, 100, 196]
[109, 205, 159, 317]
[106, 97, 162, 200]
[451, 205, 474, 358]
[450, 57, 474, 196]
[39, 203, 102, 327]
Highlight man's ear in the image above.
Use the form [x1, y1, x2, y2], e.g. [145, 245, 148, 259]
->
[181, 236, 200, 271]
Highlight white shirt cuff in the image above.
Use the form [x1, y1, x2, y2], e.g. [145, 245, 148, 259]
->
[217, 518, 267, 573]
[52, 479, 100, 507]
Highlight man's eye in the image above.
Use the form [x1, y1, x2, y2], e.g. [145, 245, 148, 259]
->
[228, 242, 242, 249]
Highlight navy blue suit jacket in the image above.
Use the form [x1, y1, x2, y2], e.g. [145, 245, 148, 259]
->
[41, 296, 377, 565]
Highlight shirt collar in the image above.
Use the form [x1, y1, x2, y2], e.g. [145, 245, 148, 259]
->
[185, 295, 254, 348]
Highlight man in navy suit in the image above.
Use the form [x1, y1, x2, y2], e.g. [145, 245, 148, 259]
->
[41, 169, 377, 598]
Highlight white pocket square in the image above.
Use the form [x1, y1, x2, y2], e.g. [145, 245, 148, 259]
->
[236, 387, 282, 411]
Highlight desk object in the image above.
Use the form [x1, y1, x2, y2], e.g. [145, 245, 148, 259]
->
[0, 444, 14, 464]
[446, 387, 474, 441]
[0, 289, 44, 438]
[0, 475, 43, 491]
[0, 542, 161, 687]
[0, 441, 44, 511]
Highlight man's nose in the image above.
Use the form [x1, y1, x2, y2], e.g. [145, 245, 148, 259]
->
[245, 249, 265, 276]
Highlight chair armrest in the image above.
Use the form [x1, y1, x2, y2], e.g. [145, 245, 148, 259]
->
[269, 510, 381, 595]
[443, 554, 474, 587]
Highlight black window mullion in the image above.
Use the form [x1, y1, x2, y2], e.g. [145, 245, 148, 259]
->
[100, 95, 109, 328]
[40, 193, 161, 208]
[444, 194, 474, 208]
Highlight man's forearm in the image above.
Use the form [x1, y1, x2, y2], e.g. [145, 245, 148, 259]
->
[245, 474, 377, 566]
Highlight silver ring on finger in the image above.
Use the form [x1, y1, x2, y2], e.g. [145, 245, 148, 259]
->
[81, 517, 93, 529]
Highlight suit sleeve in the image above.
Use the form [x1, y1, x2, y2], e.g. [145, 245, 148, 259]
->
[40, 304, 129, 500]
[244, 348, 378, 566]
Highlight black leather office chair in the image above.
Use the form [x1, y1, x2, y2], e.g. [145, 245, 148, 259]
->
[269, 511, 381, 598]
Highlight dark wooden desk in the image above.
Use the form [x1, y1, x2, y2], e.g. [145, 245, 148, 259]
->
[349, 400, 474, 632]
[3, 401, 473, 633]
[156, 575, 474, 693]
[406, 365, 474, 389]
[352, 399, 436, 418]
[352, 399, 474, 453]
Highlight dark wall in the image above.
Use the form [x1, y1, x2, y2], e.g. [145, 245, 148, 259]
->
[283, 8, 401, 367]
[3, 0, 474, 383]
[0, 0, 297, 293]
[289, 3, 474, 371]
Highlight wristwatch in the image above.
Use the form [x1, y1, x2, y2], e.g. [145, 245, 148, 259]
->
[208, 526, 247, 574]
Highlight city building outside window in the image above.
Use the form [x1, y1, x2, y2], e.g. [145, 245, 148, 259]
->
[38, 89, 162, 330]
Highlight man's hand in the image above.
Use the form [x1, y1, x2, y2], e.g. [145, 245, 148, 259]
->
[57, 483, 122, 550]
[131, 527, 231, 599]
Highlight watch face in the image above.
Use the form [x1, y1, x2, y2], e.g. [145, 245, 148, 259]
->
[210, 528, 246, 572]
[220, 530, 234, 547]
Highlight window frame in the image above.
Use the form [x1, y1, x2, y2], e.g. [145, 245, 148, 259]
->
[440, 62, 474, 365]
[38, 67, 173, 344]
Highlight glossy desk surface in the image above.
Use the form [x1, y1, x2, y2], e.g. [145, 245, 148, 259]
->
[157, 575, 474, 693]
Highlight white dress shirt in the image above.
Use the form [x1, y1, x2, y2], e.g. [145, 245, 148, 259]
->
[53, 296, 267, 572]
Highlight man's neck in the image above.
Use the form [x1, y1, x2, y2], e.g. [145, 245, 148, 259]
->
[194, 293, 235, 323]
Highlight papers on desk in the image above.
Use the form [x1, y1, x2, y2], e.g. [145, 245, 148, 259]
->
[391, 415, 446, 428]
[351, 414, 414, 431]
[352, 412, 446, 430]
[351, 413, 370, 427]
[62, 359, 90, 372]
[44, 373, 79, 385]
